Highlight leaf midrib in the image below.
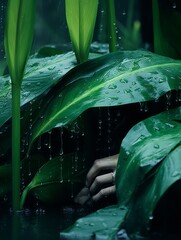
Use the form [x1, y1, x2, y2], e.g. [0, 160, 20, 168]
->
[33, 62, 181, 141]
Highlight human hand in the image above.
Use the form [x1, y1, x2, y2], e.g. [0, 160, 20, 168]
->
[74, 154, 118, 205]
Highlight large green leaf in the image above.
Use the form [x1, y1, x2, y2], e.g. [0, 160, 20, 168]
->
[123, 145, 181, 235]
[20, 154, 87, 207]
[0, 52, 76, 127]
[116, 106, 181, 206]
[60, 205, 127, 240]
[65, 0, 98, 63]
[4, 0, 36, 85]
[30, 50, 181, 147]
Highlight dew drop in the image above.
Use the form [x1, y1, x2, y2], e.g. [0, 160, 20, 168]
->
[108, 84, 117, 90]
[37, 136, 42, 150]
[154, 144, 159, 149]
[89, 223, 95, 226]
[159, 78, 164, 83]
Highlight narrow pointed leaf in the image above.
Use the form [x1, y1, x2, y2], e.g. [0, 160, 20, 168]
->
[30, 50, 181, 146]
[66, 0, 98, 63]
[4, 0, 36, 85]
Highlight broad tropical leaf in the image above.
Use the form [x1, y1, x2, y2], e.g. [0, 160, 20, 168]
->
[116, 106, 181, 206]
[65, 0, 98, 63]
[0, 52, 76, 127]
[30, 50, 181, 147]
[60, 205, 127, 240]
[4, 0, 36, 85]
[123, 145, 181, 234]
[20, 154, 87, 207]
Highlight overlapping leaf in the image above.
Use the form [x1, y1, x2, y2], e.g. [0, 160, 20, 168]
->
[116, 106, 181, 206]
[20, 154, 87, 207]
[0, 52, 76, 127]
[29, 50, 181, 147]
[123, 145, 181, 234]
[115, 106, 181, 234]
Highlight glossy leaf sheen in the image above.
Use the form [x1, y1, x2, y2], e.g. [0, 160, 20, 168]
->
[124, 145, 181, 234]
[30, 50, 181, 145]
[0, 52, 76, 127]
[20, 154, 86, 207]
[59, 107, 181, 238]
[4, 0, 36, 85]
[116, 106, 181, 206]
[60, 205, 127, 240]
[66, 0, 98, 63]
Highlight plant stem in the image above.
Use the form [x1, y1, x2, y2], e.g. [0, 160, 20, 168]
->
[106, 0, 117, 52]
[152, 0, 161, 53]
[12, 83, 21, 210]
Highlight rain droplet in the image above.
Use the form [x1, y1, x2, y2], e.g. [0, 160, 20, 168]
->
[159, 78, 165, 83]
[120, 79, 128, 83]
[154, 144, 159, 149]
[89, 223, 95, 226]
[108, 84, 117, 89]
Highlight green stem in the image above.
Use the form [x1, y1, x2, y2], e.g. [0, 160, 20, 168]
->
[106, 0, 117, 52]
[12, 83, 21, 210]
[152, 0, 161, 54]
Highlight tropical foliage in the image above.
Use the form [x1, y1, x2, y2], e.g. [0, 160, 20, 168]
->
[0, 0, 181, 238]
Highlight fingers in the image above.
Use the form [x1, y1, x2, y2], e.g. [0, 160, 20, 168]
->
[86, 154, 118, 187]
[92, 185, 116, 202]
[74, 154, 118, 206]
[89, 172, 114, 195]
[74, 187, 90, 205]
[74, 185, 116, 205]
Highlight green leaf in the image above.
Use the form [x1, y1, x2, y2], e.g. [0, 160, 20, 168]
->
[4, 0, 36, 85]
[65, 0, 98, 63]
[60, 205, 127, 240]
[123, 144, 181, 234]
[30, 50, 181, 147]
[20, 154, 87, 207]
[116, 106, 181, 207]
[0, 52, 76, 127]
